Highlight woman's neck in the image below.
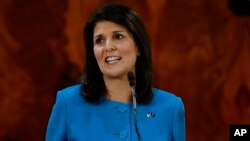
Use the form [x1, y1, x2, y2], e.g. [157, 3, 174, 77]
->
[103, 75, 131, 103]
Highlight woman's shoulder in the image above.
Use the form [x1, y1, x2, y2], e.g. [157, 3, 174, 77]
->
[56, 84, 84, 104]
[152, 87, 179, 100]
[151, 87, 183, 107]
[58, 84, 82, 94]
[150, 87, 185, 121]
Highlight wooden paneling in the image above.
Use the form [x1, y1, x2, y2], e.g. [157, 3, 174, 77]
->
[0, 0, 249, 140]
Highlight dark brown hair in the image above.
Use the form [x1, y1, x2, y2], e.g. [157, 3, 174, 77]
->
[82, 3, 153, 104]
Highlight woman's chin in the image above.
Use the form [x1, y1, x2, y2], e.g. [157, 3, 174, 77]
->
[103, 71, 127, 79]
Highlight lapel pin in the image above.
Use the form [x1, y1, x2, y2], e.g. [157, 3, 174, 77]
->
[146, 112, 155, 118]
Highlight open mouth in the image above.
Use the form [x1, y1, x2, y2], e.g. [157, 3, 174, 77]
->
[105, 56, 121, 64]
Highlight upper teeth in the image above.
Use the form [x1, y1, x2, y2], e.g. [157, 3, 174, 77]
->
[106, 56, 120, 62]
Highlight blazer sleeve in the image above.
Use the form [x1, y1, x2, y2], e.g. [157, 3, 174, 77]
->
[46, 91, 67, 141]
[173, 97, 186, 141]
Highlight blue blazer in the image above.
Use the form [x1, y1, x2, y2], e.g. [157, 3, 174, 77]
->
[46, 85, 185, 141]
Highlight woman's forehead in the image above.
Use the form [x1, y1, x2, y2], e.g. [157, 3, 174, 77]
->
[93, 21, 130, 37]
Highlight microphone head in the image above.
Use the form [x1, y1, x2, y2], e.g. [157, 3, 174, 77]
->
[127, 72, 135, 87]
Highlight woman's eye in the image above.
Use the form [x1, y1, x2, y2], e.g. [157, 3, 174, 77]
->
[95, 38, 103, 45]
[114, 34, 123, 40]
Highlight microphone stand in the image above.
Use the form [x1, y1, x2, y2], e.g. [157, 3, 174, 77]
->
[128, 72, 142, 141]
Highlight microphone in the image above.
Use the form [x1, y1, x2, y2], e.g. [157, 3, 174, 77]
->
[127, 72, 141, 141]
[127, 71, 135, 87]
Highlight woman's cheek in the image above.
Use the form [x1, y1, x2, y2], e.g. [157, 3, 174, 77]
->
[93, 47, 101, 61]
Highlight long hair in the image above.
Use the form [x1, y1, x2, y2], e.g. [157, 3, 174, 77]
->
[82, 3, 153, 104]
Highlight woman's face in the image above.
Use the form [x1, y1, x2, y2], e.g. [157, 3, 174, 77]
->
[93, 21, 139, 79]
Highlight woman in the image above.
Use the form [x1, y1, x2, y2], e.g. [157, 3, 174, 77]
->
[46, 3, 185, 141]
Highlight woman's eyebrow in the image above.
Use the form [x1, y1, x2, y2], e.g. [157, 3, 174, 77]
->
[93, 30, 125, 38]
[93, 34, 103, 39]
[113, 30, 124, 33]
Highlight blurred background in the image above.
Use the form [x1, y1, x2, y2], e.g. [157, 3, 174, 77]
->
[0, 0, 250, 140]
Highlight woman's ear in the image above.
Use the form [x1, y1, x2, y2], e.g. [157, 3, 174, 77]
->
[137, 52, 140, 56]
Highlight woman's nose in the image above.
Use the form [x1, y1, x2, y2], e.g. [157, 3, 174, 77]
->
[104, 39, 116, 51]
